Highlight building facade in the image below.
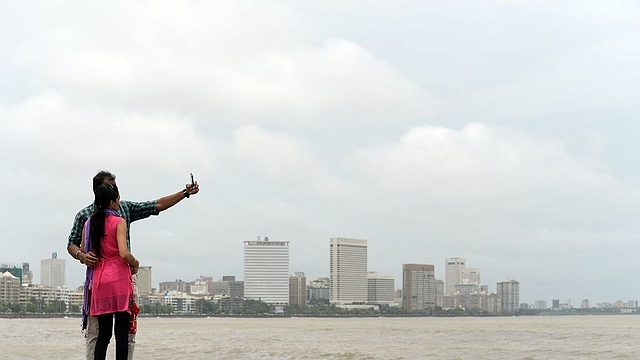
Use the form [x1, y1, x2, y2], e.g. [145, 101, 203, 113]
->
[496, 279, 520, 313]
[330, 238, 368, 304]
[367, 272, 394, 305]
[159, 279, 190, 294]
[308, 277, 330, 302]
[289, 272, 307, 306]
[41, 252, 65, 288]
[461, 267, 481, 285]
[444, 257, 465, 295]
[402, 264, 436, 311]
[212, 276, 244, 298]
[244, 238, 290, 305]
[1, 271, 21, 304]
[137, 266, 153, 294]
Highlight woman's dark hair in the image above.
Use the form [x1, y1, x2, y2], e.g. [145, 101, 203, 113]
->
[89, 183, 119, 257]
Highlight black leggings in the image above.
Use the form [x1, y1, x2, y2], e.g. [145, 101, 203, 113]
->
[95, 311, 130, 360]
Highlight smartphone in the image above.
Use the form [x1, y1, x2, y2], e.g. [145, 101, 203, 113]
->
[190, 173, 195, 186]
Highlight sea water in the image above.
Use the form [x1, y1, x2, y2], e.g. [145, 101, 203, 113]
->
[1, 315, 638, 359]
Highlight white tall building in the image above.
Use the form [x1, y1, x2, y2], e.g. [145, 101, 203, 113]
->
[445, 257, 465, 294]
[243, 237, 289, 305]
[41, 252, 65, 287]
[330, 237, 368, 304]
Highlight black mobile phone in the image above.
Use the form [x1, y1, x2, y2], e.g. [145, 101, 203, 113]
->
[190, 173, 195, 186]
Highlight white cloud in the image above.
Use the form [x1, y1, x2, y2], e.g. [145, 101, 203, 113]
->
[347, 123, 640, 237]
[0, 91, 216, 192]
[4, 3, 430, 125]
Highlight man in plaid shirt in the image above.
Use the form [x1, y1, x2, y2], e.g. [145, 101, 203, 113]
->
[67, 170, 199, 360]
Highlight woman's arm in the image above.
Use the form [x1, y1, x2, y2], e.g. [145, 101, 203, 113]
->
[117, 219, 139, 267]
[80, 228, 85, 255]
[76, 225, 98, 266]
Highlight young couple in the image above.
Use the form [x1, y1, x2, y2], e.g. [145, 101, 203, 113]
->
[67, 171, 199, 360]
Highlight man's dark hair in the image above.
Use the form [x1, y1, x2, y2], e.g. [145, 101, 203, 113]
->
[93, 171, 116, 192]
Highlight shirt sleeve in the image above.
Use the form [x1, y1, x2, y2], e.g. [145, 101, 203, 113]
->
[126, 200, 160, 223]
[67, 208, 89, 249]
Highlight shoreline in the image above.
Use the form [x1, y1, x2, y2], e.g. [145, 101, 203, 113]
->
[1, 312, 634, 319]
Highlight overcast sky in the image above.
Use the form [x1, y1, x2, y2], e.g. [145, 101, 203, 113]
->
[2, 1, 639, 304]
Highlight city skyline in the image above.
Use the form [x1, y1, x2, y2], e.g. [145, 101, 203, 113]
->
[2, 2, 640, 307]
[10, 237, 637, 307]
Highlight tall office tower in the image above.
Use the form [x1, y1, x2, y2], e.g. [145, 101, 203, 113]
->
[41, 252, 65, 287]
[402, 264, 436, 310]
[289, 272, 307, 306]
[137, 266, 153, 294]
[461, 267, 481, 285]
[445, 257, 465, 294]
[580, 299, 590, 309]
[244, 238, 290, 305]
[329, 238, 368, 304]
[367, 272, 394, 304]
[496, 279, 520, 313]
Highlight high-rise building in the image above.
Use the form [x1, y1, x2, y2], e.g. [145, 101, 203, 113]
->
[244, 237, 290, 305]
[402, 264, 435, 310]
[367, 272, 394, 305]
[445, 257, 465, 294]
[496, 279, 519, 313]
[137, 266, 153, 294]
[329, 238, 368, 304]
[461, 267, 481, 285]
[289, 272, 307, 306]
[41, 252, 65, 287]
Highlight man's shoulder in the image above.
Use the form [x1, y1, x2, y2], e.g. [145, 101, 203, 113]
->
[75, 204, 94, 219]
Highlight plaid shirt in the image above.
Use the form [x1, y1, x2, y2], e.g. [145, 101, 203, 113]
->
[67, 200, 159, 251]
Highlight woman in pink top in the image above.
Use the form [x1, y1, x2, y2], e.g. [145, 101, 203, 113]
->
[81, 183, 139, 360]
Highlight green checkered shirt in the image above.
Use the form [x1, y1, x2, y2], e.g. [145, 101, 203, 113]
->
[67, 200, 159, 251]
